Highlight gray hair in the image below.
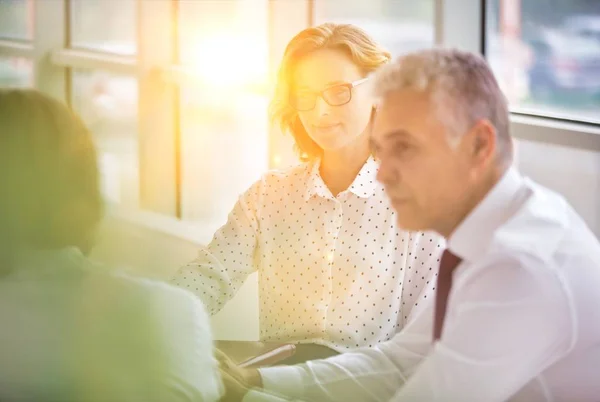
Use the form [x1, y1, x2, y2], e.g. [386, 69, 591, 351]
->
[373, 48, 512, 164]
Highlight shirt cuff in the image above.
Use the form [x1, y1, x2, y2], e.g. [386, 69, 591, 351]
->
[258, 365, 306, 399]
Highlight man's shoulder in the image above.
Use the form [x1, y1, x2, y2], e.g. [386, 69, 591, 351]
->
[492, 179, 570, 259]
[490, 178, 598, 267]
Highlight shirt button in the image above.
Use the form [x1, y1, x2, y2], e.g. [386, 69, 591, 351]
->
[327, 252, 335, 262]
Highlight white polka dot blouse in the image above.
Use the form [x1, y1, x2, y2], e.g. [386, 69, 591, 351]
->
[171, 156, 445, 351]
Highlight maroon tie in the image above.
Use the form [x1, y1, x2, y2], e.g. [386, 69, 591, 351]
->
[433, 249, 463, 341]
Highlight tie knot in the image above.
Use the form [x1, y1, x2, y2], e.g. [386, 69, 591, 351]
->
[439, 249, 462, 274]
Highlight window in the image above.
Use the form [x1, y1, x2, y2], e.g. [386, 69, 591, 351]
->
[178, 0, 269, 224]
[68, 0, 140, 211]
[71, 70, 139, 208]
[314, 0, 436, 56]
[70, 0, 136, 55]
[0, 0, 33, 89]
[0, 0, 33, 40]
[0, 56, 32, 87]
[485, 0, 600, 124]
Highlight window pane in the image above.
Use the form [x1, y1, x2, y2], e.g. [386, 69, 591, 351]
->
[70, 0, 136, 55]
[178, 0, 269, 224]
[314, 0, 435, 56]
[0, 0, 33, 40]
[0, 56, 33, 87]
[486, 0, 600, 123]
[71, 70, 139, 209]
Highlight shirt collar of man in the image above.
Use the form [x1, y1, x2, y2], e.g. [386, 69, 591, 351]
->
[303, 156, 379, 201]
[448, 167, 525, 263]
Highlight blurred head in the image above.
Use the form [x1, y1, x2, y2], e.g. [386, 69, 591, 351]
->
[370, 48, 512, 236]
[270, 23, 391, 161]
[0, 90, 103, 267]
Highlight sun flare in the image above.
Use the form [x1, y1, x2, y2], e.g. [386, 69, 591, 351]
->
[183, 32, 268, 91]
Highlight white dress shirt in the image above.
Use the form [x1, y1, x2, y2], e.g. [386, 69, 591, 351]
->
[0, 247, 223, 402]
[256, 168, 600, 402]
[172, 157, 445, 351]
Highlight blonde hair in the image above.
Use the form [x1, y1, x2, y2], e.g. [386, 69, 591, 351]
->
[373, 48, 512, 164]
[270, 23, 391, 162]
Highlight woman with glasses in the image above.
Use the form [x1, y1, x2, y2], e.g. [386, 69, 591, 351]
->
[171, 23, 445, 364]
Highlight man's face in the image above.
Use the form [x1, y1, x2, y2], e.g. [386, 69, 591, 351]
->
[371, 89, 480, 234]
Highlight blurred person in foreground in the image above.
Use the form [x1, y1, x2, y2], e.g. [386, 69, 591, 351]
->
[219, 48, 600, 402]
[0, 89, 223, 402]
[171, 23, 445, 364]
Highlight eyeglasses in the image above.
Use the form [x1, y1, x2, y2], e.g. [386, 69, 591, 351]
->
[289, 78, 368, 111]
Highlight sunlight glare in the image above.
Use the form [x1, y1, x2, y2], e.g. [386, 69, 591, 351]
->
[184, 32, 268, 91]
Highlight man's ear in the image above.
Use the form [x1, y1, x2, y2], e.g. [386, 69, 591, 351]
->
[469, 119, 497, 168]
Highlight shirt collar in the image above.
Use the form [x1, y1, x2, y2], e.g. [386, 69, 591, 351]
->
[303, 156, 379, 201]
[304, 159, 330, 201]
[448, 167, 525, 263]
